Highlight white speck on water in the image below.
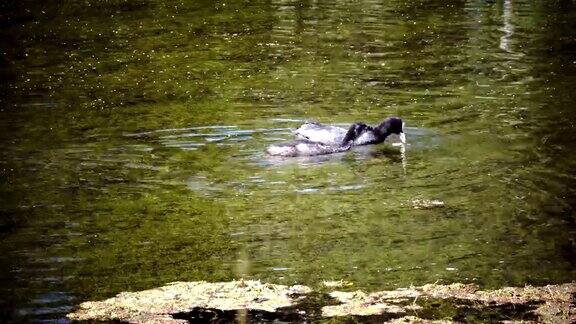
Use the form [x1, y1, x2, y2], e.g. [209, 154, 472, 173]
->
[295, 188, 319, 194]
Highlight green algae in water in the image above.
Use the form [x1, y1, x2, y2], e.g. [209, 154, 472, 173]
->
[1, 0, 576, 321]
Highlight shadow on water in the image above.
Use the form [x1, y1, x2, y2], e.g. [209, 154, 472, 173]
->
[416, 298, 541, 323]
[172, 295, 543, 323]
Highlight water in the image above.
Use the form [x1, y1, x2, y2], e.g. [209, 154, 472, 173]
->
[1, 0, 575, 321]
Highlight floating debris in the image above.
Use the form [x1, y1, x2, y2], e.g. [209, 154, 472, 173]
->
[387, 316, 452, 323]
[322, 282, 576, 322]
[67, 280, 311, 323]
[412, 199, 445, 209]
[67, 281, 576, 323]
[420, 283, 576, 323]
[322, 290, 409, 317]
[322, 280, 354, 288]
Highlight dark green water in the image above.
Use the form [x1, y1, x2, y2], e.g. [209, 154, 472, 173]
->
[1, 0, 575, 321]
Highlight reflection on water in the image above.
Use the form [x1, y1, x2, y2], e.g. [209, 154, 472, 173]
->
[1, 0, 576, 321]
[500, 0, 514, 52]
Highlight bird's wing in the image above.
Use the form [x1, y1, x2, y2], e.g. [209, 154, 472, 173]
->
[293, 124, 347, 145]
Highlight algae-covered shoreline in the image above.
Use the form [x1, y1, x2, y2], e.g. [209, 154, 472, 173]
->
[67, 280, 576, 323]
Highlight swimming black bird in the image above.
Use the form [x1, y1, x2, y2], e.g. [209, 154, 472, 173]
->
[294, 117, 405, 146]
[266, 117, 405, 157]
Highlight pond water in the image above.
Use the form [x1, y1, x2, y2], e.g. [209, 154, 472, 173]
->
[1, 0, 575, 321]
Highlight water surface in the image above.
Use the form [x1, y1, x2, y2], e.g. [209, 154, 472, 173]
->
[1, 0, 576, 321]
